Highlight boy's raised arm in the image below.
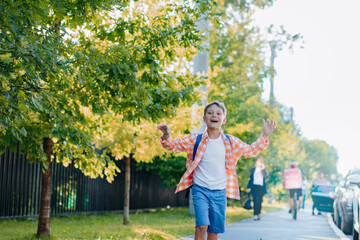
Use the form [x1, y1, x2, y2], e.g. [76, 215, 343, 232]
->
[157, 124, 171, 140]
[231, 119, 276, 161]
[158, 124, 192, 152]
[262, 119, 277, 140]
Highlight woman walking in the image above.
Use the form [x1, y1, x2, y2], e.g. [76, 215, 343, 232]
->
[247, 157, 269, 220]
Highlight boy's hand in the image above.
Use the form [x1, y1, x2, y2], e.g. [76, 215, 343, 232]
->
[158, 124, 171, 140]
[262, 119, 276, 140]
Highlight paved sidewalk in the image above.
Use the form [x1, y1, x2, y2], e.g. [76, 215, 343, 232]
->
[179, 204, 349, 240]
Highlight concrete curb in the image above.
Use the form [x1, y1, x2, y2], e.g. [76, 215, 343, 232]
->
[326, 213, 351, 240]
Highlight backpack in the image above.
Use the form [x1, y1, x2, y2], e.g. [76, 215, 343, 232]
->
[185, 133, 232, 198]
[284, 168, 302, 189]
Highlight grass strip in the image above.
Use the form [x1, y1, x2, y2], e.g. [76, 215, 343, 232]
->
[0, 202, 283, 240]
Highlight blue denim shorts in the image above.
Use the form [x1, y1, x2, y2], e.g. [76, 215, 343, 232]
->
[192, 184, 227, 233]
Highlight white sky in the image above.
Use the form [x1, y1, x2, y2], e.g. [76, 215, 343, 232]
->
[253, 0, 360, 176]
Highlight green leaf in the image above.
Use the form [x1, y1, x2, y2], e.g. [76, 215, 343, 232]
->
[19, 127, 27, 137]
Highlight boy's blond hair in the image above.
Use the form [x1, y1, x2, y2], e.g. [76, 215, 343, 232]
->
[204, 101, 227, 116]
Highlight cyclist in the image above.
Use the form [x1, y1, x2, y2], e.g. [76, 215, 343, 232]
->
[284, 162, 303, 219]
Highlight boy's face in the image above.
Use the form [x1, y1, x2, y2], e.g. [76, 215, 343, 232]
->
[203, 104, 226, 130]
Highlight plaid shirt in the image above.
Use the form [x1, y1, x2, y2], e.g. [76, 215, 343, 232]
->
[160, 130, 269, 200]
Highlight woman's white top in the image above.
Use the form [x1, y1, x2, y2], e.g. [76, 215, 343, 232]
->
[253, 167, 264, 186]
[193, 135, 227, 190]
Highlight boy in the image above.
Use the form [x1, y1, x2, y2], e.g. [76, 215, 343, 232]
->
[158, 101, 276, 240]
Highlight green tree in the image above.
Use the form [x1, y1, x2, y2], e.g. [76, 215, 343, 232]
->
[0, 0, 215, 235]
[94, 105, 200, 224]
[300, 139, 338, 180]
[202, 0, 317, 196]
[131, 0, 339, 202]
[205, 0, 276, 187]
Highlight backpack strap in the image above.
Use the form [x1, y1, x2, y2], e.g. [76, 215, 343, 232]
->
[192, 133, 231, 161]
[225, 134, 231, 145]
[192, 134, 203, 161]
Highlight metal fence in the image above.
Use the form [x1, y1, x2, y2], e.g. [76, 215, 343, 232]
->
[0, 144, 188, 219]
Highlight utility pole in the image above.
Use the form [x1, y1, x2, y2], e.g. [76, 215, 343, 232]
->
[189, 12, 210, 216]
[269, 43, 277, 109]
[267, 27, 303, 109]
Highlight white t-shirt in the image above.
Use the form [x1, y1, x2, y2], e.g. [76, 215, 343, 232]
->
[253, 167, 263, 186]
[193, 136, 227, 190]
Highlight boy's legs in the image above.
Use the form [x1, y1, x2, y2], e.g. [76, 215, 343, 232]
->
[194, 227, 218, 240]
[195, 225, 208, 240]
[192, 184, 226, 240]
[193, 184, 210, 240]
[207, 232, 218, 240]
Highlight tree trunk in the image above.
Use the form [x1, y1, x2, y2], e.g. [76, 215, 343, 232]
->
[37, 137, 52, 237]
[123, 155, 131, 225]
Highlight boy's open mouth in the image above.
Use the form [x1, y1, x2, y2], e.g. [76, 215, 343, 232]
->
[210, 119, 218, 123]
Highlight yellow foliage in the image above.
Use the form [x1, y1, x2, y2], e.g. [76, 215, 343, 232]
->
[226, 122, 255, 136]
[95, 105, 201, 163]
[0, 53, 12, 64]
